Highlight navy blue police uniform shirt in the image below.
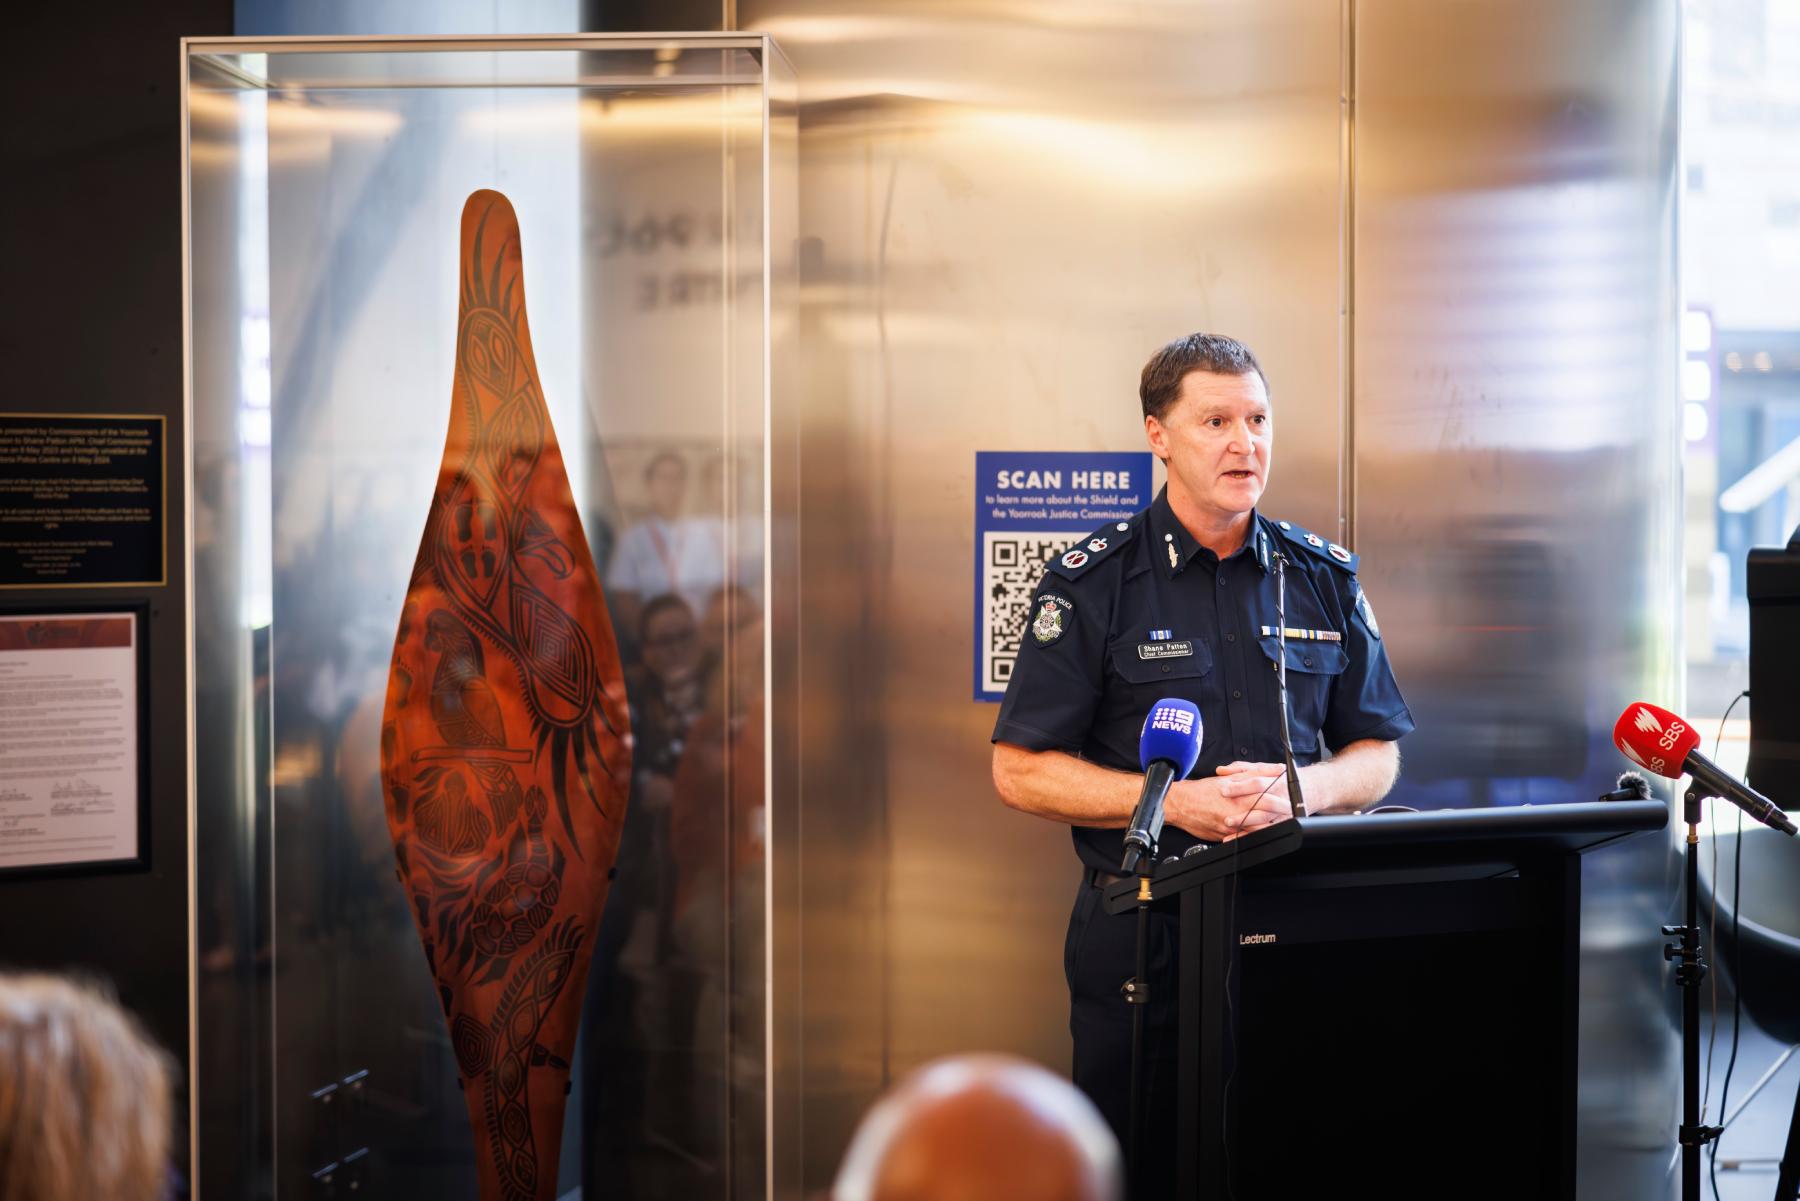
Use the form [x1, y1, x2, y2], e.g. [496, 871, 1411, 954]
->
[992, 487, 1415, 873]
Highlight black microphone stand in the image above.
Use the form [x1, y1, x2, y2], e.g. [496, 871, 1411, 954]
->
[1123, 869, 1153, 1192]
[1670, 783, 1723, 1200]
[1272, 551, 1306, 818]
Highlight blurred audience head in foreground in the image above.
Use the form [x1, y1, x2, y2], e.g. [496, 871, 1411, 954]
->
[833, 1054, 1121, 1201]
[0, 972, 174, 1201]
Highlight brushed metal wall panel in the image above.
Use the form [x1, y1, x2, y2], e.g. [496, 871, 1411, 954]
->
[724, 3, 1681, 1195]
[1353, 3, 1681, 1196]
[737, 2, 1349, 1189]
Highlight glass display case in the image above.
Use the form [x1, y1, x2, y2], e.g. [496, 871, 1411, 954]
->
[183, 34, 796, 1199]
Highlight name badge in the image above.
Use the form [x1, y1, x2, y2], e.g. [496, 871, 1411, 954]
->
[1137, 640, 1194, 661]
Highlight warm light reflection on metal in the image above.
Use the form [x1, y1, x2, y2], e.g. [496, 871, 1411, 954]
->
[751, 6, 1205, 43]
[190, 86, 407, 139]
[457, 93, 762, 139]
[266, 99, 404, 137]
[951, 109, 1321, 197]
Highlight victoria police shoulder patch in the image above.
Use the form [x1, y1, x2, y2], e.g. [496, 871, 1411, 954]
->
[1031, 594, 1074, 646]
[1354, 585, 1381, 639]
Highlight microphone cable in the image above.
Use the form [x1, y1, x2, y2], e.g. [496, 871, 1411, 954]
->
[1708, 689, 1750, 1201]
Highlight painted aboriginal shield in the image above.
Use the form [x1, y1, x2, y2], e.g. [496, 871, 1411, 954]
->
[382, 190, 630, 1201]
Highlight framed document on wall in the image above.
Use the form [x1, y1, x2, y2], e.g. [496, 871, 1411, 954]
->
[0, 604, 150, 877]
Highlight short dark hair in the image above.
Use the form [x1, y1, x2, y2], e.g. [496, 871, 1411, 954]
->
[1139, 333, 1266, 421]
[638, 592, 696, 639]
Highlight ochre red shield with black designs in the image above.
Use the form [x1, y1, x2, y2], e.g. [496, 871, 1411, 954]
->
[382, 190, 630, 1201]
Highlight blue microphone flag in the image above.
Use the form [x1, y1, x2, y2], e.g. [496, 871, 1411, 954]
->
[1139, 698, 1203, 777]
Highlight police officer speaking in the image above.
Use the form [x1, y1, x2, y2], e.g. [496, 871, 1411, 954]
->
[990, 333, 1414, 1198]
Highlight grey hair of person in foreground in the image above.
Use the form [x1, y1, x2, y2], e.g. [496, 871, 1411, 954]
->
[0, 972, 175, 1201]
[832, 1054, 1123, 1201]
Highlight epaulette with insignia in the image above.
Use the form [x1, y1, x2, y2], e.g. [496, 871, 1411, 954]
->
[1270, 518, 1358, 574]
[1044, 518, 1135, 580]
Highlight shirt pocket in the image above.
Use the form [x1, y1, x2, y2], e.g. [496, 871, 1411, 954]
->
[1110, 639, 1215, 710]
[1256, 638, 1347, 753]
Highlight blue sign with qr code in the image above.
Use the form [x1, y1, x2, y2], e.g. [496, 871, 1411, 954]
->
[973, 450, 1154, 701]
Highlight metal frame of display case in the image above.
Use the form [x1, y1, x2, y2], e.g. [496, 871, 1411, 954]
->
[180, 33, 797, 1198]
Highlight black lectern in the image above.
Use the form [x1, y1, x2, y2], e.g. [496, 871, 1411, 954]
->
[1102, 800, 1667, 1199]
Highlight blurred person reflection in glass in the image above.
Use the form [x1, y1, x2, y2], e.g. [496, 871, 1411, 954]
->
[0, 973, 176, 1201]
[631, 595, 707, 785]
[833, 1054, 1122, 1201]
[643, 586, 767, 1185]
[625, 593, 706, 1121]
[582, 594, 712, 1190]
[608, 452, 726, 652]
[694, 582, 762, 687]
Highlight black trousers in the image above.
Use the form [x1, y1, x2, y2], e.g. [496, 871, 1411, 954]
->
[1066, 872, 1182, 1201]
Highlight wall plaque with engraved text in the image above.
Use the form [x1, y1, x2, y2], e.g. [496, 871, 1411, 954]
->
[0, 414, 166, 588]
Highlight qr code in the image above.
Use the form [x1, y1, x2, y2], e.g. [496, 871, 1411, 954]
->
[981, 531, 1084, 696]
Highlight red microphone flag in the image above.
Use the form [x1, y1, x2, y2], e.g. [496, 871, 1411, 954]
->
[1612, 701, 1702, 780]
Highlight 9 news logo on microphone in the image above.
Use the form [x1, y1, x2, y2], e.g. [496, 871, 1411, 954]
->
[1147, 704, 1197, 738]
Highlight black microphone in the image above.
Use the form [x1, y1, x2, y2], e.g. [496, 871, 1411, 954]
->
[1613, 702, 1797, 836]
[1121, 699, 1204, 874]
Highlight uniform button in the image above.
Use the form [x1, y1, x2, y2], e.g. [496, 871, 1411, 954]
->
[1233, 689, 1242, 699]
[1218, 575, 1227, 586]
[1238, 745, 1250, 755]
[1225, 633, 1236, 642]
[1161, 665, 1170, 673]
[1304, 656, 1313, 667]
[1117, 522, 1129, 531]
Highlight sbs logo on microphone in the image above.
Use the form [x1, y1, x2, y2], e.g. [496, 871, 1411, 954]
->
[1632, 706, 1686, 755]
